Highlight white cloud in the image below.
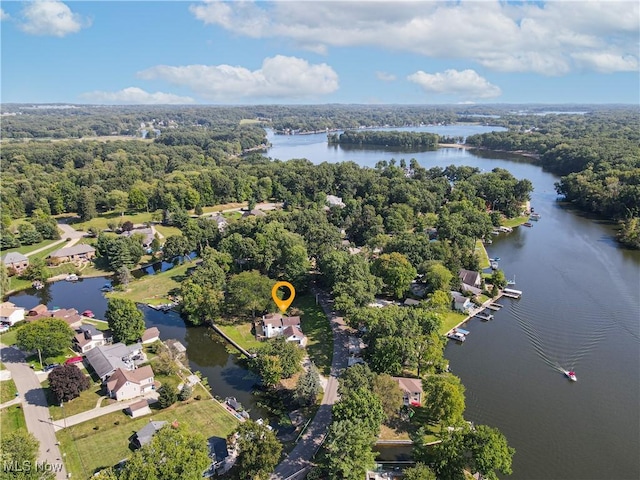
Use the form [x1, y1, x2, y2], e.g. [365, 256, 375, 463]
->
[376, 71, 396, 82]
[137, 55, 339, 101]
[408, 69, 502, 99]
[19, 0, 90, 37]
[1, 8, 9, 21]
[80, 87, 194, 105]
[189, 1, 639, 75]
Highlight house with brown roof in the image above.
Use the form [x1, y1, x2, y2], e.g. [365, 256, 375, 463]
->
[392, 377, 423, 406]
[28, 304, 48, 316]
[48, 245, 96, 264]
[140, 327, 160, 345]
[242, 209, 266, 218]
[1, 252, 29, 275]
[51, 308, 83, 328]
[262, 313, 301, 338]
[282, 325, 307, 347]
[0, 302, 25, 326]
[106, 365, 155, 401]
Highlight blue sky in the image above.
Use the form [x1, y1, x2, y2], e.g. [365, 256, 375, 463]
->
[1, 1, 638, 105]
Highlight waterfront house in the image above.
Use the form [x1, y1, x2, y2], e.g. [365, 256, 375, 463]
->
[48, 245, 96, 264]
[262, 313, 301, 338]
[28, 304, 48, 316]
[451, 292, 473, 313]
[0, 302, 25, 326]
[73, 324, 107, 353]
[459, 269, 481, 288]
[1, 252, 29, 275]
[140, 327, 160, 345]
[392, 377, 423, 406]
[132, 420, 167, 449]
[85, 342, 143, 381]
[106, 365, 155, 401]
[26, 307, 83, 328]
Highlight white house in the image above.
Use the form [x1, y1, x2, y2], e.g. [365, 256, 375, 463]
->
[73, 324, 106, 353]
[282, 325, 307, 347]
[0, 302, 25, 326]
[262, 313, 301, 339]
[393, 377, 423, 406]
[106, 366, 155, 401]
[451, 292, 473, 313]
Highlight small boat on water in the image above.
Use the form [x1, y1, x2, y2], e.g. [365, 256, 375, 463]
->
[506, 275, 516, 286]
[523, 222, 533, 227]
[81, 310, 95, 318]
[447, 331, 466, 342]
[491, 261, 499, 270]
[65, 274, 79, 282]
[490, 257, 501, 261]
[32, 281, 44, 290]
[100, 283, 113, 292]
[564, 370, 577, 381]
[530, 213, 541, 221]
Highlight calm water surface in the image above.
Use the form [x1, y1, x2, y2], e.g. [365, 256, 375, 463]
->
[8, 125, 639, 479]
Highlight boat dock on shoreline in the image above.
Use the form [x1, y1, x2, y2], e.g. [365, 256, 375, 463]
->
[445, 288, 523, 342]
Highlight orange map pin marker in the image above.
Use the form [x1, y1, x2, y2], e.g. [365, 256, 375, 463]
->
[272, 281, 296, 313]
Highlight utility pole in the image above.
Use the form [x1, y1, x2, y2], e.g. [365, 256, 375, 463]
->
[38, 348, 43, 369]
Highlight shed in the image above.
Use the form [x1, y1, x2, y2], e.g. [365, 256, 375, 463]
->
[127, 399, 152, 418]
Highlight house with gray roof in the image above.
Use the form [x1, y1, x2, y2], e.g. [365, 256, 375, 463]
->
[1, 252, 29, 274]
[132, 420, 167, 449]
[85, 342, 142, 381]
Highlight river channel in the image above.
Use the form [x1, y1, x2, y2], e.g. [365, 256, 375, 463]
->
[8, 124, 639, 479]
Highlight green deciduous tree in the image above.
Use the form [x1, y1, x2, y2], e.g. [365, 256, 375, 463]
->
[324, 419, 378, 480]
[20, 257, 51, 282]
[372, 252, 417, 298]
[235, 420, 282, 480]
[403, 463, 437, 480]
[372, 373, 404, 419]
[119, 425, 210, 480]
[225, 270, 275, 317]
[16, 318, 74, 358]
[422, 374, 466, 426]
[0, 431, 55, 480]
[105, 298, 145, 344]
[48, 364, 90, 403]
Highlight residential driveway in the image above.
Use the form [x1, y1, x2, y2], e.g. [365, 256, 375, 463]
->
[53, 392, 159, 431]
[24, 238, 66, 257]
[57, 221, 86, 240]
[270, 287, 350, 480]
[0, 344, 67, 480]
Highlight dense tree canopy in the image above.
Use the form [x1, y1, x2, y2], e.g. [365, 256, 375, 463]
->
[235, 420, 282, 480]
[16, 318, 74, 357]
[48, 364, 91, 403]
[105, 298, 145, 344]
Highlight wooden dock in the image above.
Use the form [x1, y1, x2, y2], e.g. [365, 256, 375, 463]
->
[490, 302, 504, 308]
[474, 313, 494, 321]
[502, 292, 521, 299]
[485, 304, 501, 311]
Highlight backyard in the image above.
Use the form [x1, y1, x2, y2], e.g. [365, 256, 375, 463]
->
[56, 396, 238, 479]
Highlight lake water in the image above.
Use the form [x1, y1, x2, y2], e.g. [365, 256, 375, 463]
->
[8, 124, 639, 479]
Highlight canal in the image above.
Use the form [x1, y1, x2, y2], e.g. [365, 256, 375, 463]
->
[7, 124, 639, 478]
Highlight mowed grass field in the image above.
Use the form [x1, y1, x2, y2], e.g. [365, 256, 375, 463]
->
[107, 261, 194, 304]
[57, 397, 238, 479]
[296, 294, 333, 375]
[0, 404, 26, 436]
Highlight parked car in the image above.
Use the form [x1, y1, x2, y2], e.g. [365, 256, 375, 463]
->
[65, 356, 83, 365]
[44, 363, 60, 372]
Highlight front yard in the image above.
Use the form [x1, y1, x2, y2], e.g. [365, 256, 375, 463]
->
[0, 404, 26, 436]
[56, 397, 238, 479]
[47, 382, 111, 420]
[439, 311, 468, 335]
[296, 294, 333, 376]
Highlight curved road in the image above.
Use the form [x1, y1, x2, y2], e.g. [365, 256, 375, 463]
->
[270, 287, 350, 480]
[1, 344, 67, 480]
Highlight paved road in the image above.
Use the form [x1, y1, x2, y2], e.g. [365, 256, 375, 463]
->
[270, 287, 350, 480]
[1, 344, 68, 480]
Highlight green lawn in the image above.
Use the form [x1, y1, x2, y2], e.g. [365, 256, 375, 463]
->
[216, 322, 262, 352]
[72, 211, 158, 232]
[501, 215, 529, 228]
[30, 242, 68, 260]
[153, 225, 182, 238]
[0, 404, 26, 435]
[56, 398, 238, 479]
[439, 311, 468, 335]
[0, 378, 18, 404]
[5, 276, 33, 295]
[0, 327, 20, 346]
[192, 202, 247, 215]
[475, 239, 490, 270]
[0, 238, 60, 256]
[47, 382, 109, 420]
[296, 294, 333, 375]
[107, 260, 194, 304]
[81, 320, 110, 331]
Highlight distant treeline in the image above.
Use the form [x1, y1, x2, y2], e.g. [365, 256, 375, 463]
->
[465, 108, 640, 248]
[328, 130, 439, 149]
